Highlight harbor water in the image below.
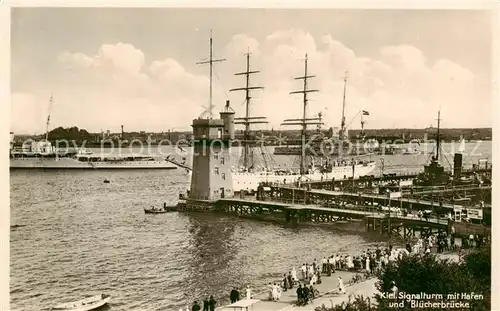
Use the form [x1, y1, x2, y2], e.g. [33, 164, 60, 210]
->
[10, 142, 491, 310]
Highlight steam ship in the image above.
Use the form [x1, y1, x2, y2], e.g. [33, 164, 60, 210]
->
[10, 140, 178, 169]
[9, 97, 177, 170]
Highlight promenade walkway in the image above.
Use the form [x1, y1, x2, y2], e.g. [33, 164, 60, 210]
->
[216, 270, 378, 311]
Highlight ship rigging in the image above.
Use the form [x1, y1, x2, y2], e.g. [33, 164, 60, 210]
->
[229, 50, 268, 171]
[281, 54, 322, 175]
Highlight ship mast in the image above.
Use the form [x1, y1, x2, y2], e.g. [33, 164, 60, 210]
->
[436, 110, 441, 161]
[339, 72, 348, 152]
[282, 54, 321, 175]
[360, 113, 365, 140]
[230, 51, 267, 170]
[45, 95, 53, 142]
[197, 30, 226, 119]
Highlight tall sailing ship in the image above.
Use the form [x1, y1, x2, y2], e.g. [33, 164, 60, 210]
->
[226, 53, 376, 193]
[272, 75, 374, 156]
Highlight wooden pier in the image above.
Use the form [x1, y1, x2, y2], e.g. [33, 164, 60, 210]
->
[176, 195, 462, 239]
[176, 184, 490, 239]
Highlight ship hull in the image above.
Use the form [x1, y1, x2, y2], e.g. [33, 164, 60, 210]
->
[10, 158, 177, 169]
[232, 162, 376, 192]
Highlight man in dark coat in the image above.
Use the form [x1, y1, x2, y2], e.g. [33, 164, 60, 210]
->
[296, 284, 303, 305]
[302, 286, 310, 305]
[208, 296, 217, 311]
[287, 271, 294, 289]
[235, 288, 240, 301]
[282, 274, 288, 291]
[203, 297, 209, 311]
[230, 288, 237, 303]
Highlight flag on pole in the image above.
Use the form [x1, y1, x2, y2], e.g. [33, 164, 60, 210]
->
[362, 110, 370, 116]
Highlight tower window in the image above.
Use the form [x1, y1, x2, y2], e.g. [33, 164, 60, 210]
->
[220, 157, 225, 165]
[221, 173, 226, 180]
[214, 153, 219, 160]
[214, 167, 219, 175]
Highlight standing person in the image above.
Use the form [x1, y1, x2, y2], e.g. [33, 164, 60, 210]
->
[203, 297, 209, 311]
[347, 254, 353, 270]
[327, 257, 332, 276]
[272, 283, 279, 301]
[309, 272, 317, 286]
[337, 276, 346, 294]
[309, 285, 316, 301]
[246, 285, 252, 300]
[291, 267, 298, 282]
[268, 283, 273, 301]
[321, 257, 327, 274]
[208, 296, 216, 311]
[235, 288, 240, 301]
[328, 256, 334, 274]
[391, 281, 398, 297]
[296, 284, 303, 306]
[308, 264, 314, 280]
[302, 285, 310, 305]
[230, 288, 237, 303]
[287, 271, 294, 289]
[282, 274, 288, 292]
[316, 271, 322, 284]
[301, 263, 307, 280]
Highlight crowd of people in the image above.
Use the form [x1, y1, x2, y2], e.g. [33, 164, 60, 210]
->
[184, 227, 479, 310]
[182, 296, 217, 311]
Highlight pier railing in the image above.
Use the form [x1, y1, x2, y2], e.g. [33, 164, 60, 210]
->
[251, 190, 450, 226]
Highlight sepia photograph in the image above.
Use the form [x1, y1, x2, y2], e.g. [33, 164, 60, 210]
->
[4, 3, 497, 311]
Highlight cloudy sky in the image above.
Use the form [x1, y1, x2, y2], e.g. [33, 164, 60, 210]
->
[10, 8, 493, 134]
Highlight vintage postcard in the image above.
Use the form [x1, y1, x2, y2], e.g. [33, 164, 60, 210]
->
[3, 2, 498, 311]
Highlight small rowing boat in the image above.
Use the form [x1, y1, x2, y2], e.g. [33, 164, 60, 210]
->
[144, 206, 169, 214]
[50, 294, 110, 311]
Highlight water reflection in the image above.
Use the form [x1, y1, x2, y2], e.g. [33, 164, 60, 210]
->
[185, 213, 241, 304]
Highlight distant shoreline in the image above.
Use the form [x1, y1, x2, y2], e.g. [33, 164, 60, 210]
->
[11, 139, 491, 149]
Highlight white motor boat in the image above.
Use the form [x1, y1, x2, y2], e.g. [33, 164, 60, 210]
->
[50, 294, 110, 311]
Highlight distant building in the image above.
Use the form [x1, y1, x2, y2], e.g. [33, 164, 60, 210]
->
[10, 132, 14, 149]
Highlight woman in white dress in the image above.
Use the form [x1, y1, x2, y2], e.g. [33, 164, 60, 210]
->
[272, 283, 279, 301]
[309, 273, 317, 286]
[347, 255, 353, 269]
[246, 285, 252, 299]
[365, 256, 370, 272]
[337, 276, 345, 294]
[291, 267, 297, 282]
[268, 283, 273, 300]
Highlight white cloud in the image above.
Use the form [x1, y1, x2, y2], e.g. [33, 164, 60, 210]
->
[10, 30, 489, 134]
[225, 34, 260, 57]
